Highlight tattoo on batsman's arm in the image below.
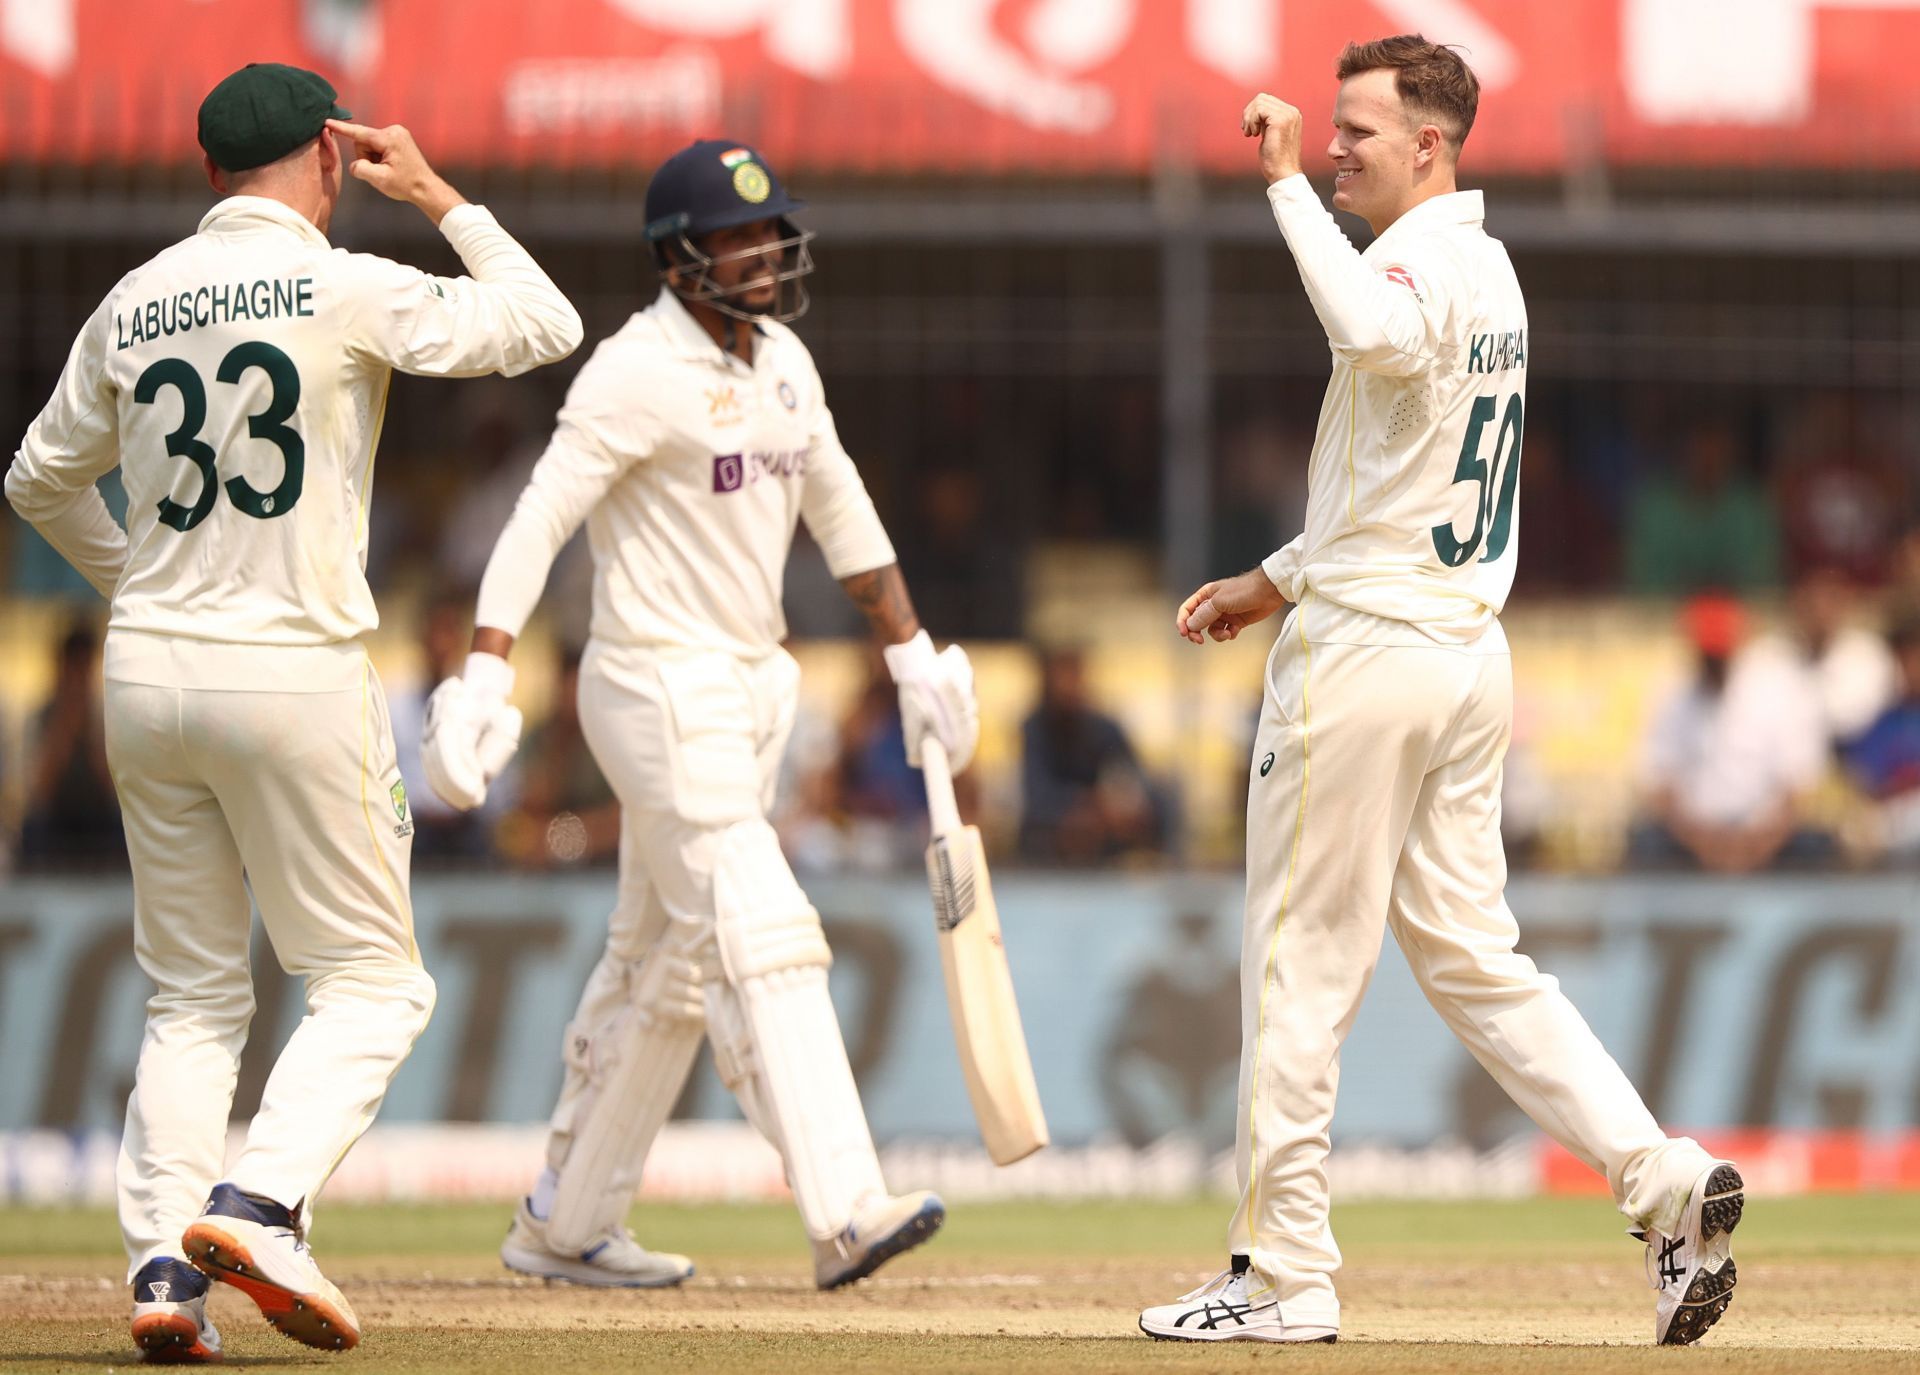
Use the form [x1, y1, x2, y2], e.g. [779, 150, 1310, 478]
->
[840, 563, 922, 645]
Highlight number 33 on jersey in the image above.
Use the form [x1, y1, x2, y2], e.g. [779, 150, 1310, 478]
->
[10, 196, 580, 651]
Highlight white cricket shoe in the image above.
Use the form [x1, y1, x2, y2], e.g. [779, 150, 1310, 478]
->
[181, 1183, 359, 1352]
[1138, 1260, 1338, 1343]
[1636, 1161, 1744, 1345]
[500, 1198, 695, 1288]
[131, 1257, 223, 1364]
[811, 1191, 945, 1289]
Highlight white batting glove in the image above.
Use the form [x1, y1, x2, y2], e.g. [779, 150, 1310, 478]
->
[421, 651, 523, 811]
[884, 629, 979, 773]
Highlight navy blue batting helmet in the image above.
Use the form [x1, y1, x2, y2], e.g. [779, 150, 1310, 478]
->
[644, 139, 814, 323]
[644, 139, 805, 243]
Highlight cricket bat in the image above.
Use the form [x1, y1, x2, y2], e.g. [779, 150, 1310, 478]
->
[919, 735, 1049, 1165]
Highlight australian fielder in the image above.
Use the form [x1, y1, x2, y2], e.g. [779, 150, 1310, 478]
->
[1138, 37, 1743, 1347]
[6, 64, 581, 1360]
[422, 140, 978, 1288]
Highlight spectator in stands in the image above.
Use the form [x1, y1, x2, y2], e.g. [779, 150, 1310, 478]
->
[390, 590, 502, 863]
[783, 649, 935, 873]
[833, 649, 928, 849]
[901, 467, 1023, 641]
[1631, 594, 1834, 872]
[1783, 566, 1899, 745]
[1773, 390, 1905, 585]
[1625, 419, 1780, 595]
[1019, 647, 1165, 865]
[1841, 605, 1920, 863]
[496, 646, 619, 868]
[1894, 523, 1920, 602]
[19, 620, 124, 869]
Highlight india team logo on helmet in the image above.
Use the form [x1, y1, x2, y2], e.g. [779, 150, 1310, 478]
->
[717, 144, 773, 203]
[732, 162, 771, 204]
[644, 138, 816, 323]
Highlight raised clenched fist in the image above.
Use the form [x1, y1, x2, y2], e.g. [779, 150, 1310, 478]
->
[1241, 92, 1305, 186]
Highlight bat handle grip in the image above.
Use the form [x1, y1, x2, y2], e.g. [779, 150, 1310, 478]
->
[921, 734, 962, 836]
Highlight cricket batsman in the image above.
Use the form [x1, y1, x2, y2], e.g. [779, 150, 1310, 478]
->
[421, 139, 978, 1288]
[6, 63, 581, 1360]
[1137, 37, 1743, 1346]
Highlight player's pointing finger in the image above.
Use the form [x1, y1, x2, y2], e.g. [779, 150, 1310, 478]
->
[326, 118, 386, 148]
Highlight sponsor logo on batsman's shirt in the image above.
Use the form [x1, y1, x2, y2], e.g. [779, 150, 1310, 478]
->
[712, 448, 809, 493]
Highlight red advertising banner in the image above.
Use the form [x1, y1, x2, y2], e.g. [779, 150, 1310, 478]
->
[6, 0, 1920, 174]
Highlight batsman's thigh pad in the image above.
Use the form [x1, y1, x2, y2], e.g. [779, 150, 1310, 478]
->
[581, 643, 764, 827]
[655, 651, 765, 825]
[545, 911, 710, 1254]
[704, 820, 882, 1238]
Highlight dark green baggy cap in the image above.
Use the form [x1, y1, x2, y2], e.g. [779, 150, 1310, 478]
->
[197, 62, 351, 173]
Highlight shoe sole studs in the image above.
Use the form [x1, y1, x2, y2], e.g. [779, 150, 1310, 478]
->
[820, 1206, 946, 1290]
[1701, 1164, 1745, 1243]
[183, 1222, 359, 1352]
[131, 1311, 218, 1364]
[1662, 1257, 1739, 1346]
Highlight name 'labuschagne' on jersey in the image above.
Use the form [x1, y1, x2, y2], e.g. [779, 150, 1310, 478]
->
[115, 277, 316, 350]
[1466, 328, 1527, 375]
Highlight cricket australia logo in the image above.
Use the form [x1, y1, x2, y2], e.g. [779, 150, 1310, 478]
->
[390, 779, 414, 839]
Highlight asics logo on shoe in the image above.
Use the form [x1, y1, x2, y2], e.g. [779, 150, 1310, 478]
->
[1180, 1300, 1253, 1330]
[1657, 1237, 1686, 1287]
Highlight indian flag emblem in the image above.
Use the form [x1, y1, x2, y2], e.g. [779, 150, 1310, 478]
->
[390, 779, 408, 822]
[719, 146, 754, 168]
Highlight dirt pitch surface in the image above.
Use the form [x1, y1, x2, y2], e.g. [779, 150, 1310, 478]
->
[4, 1195, 1917, 1372]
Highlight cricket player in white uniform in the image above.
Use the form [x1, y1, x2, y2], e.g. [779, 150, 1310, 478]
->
[1137, 37, 1744, 1347]
[422, 139, 977, 1289]
[6, 63, 581, 1361]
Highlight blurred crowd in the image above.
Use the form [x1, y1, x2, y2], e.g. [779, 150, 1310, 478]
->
[7, 387, 1920, 878]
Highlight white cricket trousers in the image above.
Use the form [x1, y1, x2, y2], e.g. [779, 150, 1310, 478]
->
[548, 640, 886, 1240]
[104, 657, 435, 1279]
[1231, 598, 1712, 1328]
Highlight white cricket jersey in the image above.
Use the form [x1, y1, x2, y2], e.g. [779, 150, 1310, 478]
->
[6, 195, 581, 690]
[1259, 177, 1528, 646]
[474, 287, 896, 659]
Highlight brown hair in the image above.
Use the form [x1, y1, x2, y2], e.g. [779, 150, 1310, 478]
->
[1336, 34, 1479, 151]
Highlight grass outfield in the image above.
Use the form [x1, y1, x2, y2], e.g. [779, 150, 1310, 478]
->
[3, 1195, 1917, 1371]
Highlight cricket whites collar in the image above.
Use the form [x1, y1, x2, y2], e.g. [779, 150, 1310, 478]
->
[198, 195, 332, 249]
[1367, 188, 1486, 255]
[648, 284, 768, 370]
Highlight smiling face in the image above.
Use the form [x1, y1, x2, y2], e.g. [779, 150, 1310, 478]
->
[1327, 67, 1449, 232]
